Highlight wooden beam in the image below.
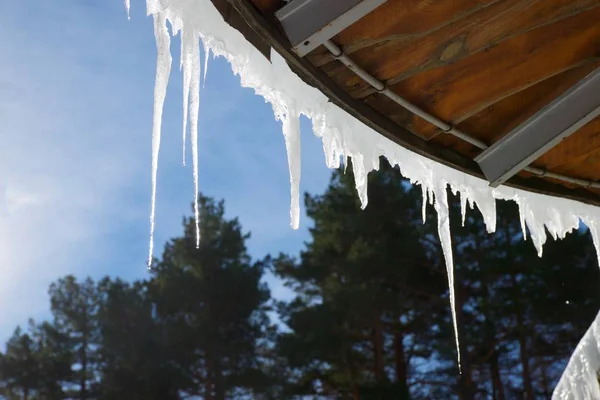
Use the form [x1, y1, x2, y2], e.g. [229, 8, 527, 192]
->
[346, 0, 599, 100]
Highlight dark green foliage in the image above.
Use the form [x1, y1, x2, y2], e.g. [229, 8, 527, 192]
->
[0, 322, 71, 399]
[275, 161, 445, 399]
[147, 196, 272, 399]
[95, 278, 182, 400]
[1, 166, 598, 399]
[49, 276, 99, 398]
[273, 159, 599, 399]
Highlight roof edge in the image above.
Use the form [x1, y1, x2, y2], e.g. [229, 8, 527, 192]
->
[225, 0, 600, 208]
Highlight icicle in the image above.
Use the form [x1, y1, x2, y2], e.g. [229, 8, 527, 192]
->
[589, 223, 600, 268]
[517, 199, 527, 240]
[433, 182, 461, 373]
[147, 12, 172, 267]
[202, 41, 210, 87]
[281, 107, 301, 229]
[125, 0, 130, 20]
[421, 185, 427, 224]
[352, 154, 369, 209]
[181, 30, 192, 167]
[553, 309, 600, 399]
[460, 192, 467, 227]
[135, 1, 600, 388]
[189, 33, 201, 247]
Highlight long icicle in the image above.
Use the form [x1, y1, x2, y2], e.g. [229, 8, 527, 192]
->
[189, 33, 201, 247]
[147, 12, 172, 267]
[281, 107, 301, 229]
[202, 41, 210, 88]
[181, 30, 192, 167]
[460, 192, 467, 227]
[433, 183, 461, 373]
[421, 186, 428, 224]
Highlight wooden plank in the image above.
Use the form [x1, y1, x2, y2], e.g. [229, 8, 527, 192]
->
[393, 52, 599, 141]
[537, 117, 600, 170]
[385, 8, 600, 130]
[448, 61, 600, 143]
[249, 0, 284, 14]
[308, 0, 497, 66]
[344, 0, 599, 99]
[548, 149, 600, 182]
[363, 93, 416, 131]
[431, 132, 481, 159]
[319, 61, 369, 96]
[363, 59, 600, 142]
[427, 68, 600, 183]
[338, 0, 496, 47]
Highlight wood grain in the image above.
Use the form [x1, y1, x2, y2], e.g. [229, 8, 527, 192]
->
[309, 0, 498, 67]
[345, 0, 599, 99]
[387, 8, 600, 125]
[441, 61, 600, 142]
[538, 117, 600, 171]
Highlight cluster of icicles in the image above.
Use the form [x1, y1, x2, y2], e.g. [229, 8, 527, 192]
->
[131, 0, 600, 397]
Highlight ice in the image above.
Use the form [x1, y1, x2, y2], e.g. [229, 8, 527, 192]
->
[589, 223, 600, 271]
[281, 107, 301, 229]
[132, 0, 600, 388]
[180, 30, 191, 166]
[553, 310, 600, 399]
[433, 179, 461, 371]
[189, 33, 201, 247]
[518, 199, 528, 240]
[202, 41, 210, 88]
[147, 11, 172, 267]
[460, 191, 467, 227]
[421, 186, 428, 224]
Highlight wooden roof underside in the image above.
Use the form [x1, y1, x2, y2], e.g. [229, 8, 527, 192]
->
[223, 0, 600, 206]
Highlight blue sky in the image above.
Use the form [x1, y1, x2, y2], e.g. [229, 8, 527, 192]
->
[0, 0, 332, 343]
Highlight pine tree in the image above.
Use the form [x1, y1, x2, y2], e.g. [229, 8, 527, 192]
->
[49, 276, 99, 399]
[148, 195, 272, 399]
[275, 159, 447, 399]
[94, 277, 182, 399]
[0, 321, 71, 399]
